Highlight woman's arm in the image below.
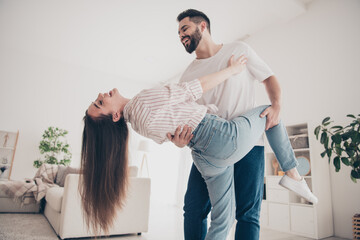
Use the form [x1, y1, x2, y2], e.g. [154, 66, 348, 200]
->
[198, 55, 247, 93]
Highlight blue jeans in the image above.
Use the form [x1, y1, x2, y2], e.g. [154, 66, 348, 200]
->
[183, 146, 264, 240]
[186, 105, 298, 240]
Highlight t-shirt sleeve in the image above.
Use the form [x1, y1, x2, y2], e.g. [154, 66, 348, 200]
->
[243, 42, 274, 82]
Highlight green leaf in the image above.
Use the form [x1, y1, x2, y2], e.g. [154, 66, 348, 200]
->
[354, 160, 360, 168]
[341, 157, 350, 166]
[323, 122, 331, 126]
[335, 146, 343, 155]
[320, 150, 326, 158]
[314, 126, 321, 139]
[334, 156, 340, 171]
[351, 175, 357, 183]
[346, 149, 355, 158]
[351, 170, 360, 179]
[326, 148, 332, 158]
[324, 136, 329, 148]
[342, 132, 351, 141]
[332, 134, 342, 144]
[320, 132, 327, 144]
[347, 114, 356, 118]
[330, 125, 343, 130]
[322, 117, 330, 124]
[351, 132, 360, 143]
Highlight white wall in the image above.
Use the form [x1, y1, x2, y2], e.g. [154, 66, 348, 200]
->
[245, 0, 360, 238]
[0, 0, 186, 206]
[1, 0, 359, 237]
[0, 46, 146, 177]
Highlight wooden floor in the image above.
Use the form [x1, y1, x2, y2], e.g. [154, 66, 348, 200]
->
[98, 201, 347, 240]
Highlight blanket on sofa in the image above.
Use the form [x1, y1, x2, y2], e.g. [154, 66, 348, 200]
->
[0, 164, 58, 204]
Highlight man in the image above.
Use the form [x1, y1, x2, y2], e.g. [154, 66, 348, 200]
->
[167, 9, 281, 240]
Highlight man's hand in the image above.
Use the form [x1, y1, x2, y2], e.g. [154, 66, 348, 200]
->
[167, 125, 193, 148]
[260, 104, 281, 130]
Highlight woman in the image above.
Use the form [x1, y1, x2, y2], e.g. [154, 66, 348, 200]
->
[80, 55, 317, 239]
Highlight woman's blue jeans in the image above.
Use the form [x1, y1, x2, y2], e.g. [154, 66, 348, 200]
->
[187, 105, 298, 240]
[183, 146, 264, 240]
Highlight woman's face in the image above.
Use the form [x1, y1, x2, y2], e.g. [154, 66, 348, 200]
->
[87, 88, 121, 119]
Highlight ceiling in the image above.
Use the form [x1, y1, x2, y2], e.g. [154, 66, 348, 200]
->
[0, 0, 311, 85]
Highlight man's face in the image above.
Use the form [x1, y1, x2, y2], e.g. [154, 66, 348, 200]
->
[178, 17, 203, 54]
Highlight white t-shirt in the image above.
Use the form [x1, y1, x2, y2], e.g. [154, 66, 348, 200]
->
[179, 41, 274, 145]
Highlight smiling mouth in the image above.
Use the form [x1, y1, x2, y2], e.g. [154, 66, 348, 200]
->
[182, 37, 190, 45]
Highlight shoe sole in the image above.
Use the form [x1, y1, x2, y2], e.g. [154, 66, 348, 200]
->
[279, 179, 317, 204]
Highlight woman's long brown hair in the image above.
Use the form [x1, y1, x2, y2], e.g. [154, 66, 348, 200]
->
[80, 112, 129, 235]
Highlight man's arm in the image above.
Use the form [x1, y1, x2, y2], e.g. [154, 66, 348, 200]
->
[260, 75, 281, 130]
[167, 55, 247, 148]
[198, 55, 246, 93]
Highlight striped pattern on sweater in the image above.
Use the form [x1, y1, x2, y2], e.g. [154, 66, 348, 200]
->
[123, 79, 207, 144]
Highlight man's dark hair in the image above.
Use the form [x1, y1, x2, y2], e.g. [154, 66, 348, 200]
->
[177, 9, 211, 34]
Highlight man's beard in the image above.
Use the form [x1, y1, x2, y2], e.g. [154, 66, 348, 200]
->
[183, 28, 202, 54]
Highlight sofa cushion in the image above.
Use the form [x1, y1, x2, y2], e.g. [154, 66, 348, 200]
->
[45, 187, 64, 213]
[55, 166, 80, 187]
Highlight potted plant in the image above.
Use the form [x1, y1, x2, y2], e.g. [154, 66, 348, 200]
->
[33, 127, 72, 168]
[314, 114, 360, 183]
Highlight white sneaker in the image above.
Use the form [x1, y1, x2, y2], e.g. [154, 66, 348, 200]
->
[279, 175, 318, 204]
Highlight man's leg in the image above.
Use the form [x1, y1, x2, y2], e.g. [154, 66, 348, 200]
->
[184, 163, 212, 240]
[234, 146, 264, 240]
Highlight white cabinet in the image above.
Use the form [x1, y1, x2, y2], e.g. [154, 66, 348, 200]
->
[268, 202, 290, 231]
[261, 123, 333, 239]
[290, 205, 315, 235]
[267, 188, 289, 203]
[260, 201, 268, 226]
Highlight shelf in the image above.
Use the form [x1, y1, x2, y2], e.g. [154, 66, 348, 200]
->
[0, 130, 19, 181]
[290, 202, 314, 207]
[288, 134, 308, 139]
[0, 164, 11, 167]
[293, 148, 309, 152]
[265, 200, 314, 207]
[265, 175, 311, 179]
[266, 200, 288, 205]
[262, 122, 333, 238]
[266, 148, 310, 154]
[0, 147, 15, 150]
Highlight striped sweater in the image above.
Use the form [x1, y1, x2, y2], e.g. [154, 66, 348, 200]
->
[123, 79, 207, 144]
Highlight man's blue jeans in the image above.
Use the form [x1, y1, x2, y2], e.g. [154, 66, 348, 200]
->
[183, 146, 264, 240]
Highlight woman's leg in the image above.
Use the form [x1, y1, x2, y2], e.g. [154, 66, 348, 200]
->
[231, 105, 317, 203]
[202, 105, 297, 171]
[264, 120, 298, 171]
[183, 163, 211, 240]
[192, 151, 235, 240]
[199, 105, 317, 204]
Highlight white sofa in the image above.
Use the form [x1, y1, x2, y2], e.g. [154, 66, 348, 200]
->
[44, 167, 151, 239]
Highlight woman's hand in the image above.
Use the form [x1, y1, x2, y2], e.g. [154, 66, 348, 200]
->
[227, 55, 247, 75]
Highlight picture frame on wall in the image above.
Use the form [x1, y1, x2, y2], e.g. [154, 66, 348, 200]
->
[0, 130, 19, 181]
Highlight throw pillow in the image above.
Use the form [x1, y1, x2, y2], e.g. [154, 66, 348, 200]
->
[55, 166, 80, 187]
